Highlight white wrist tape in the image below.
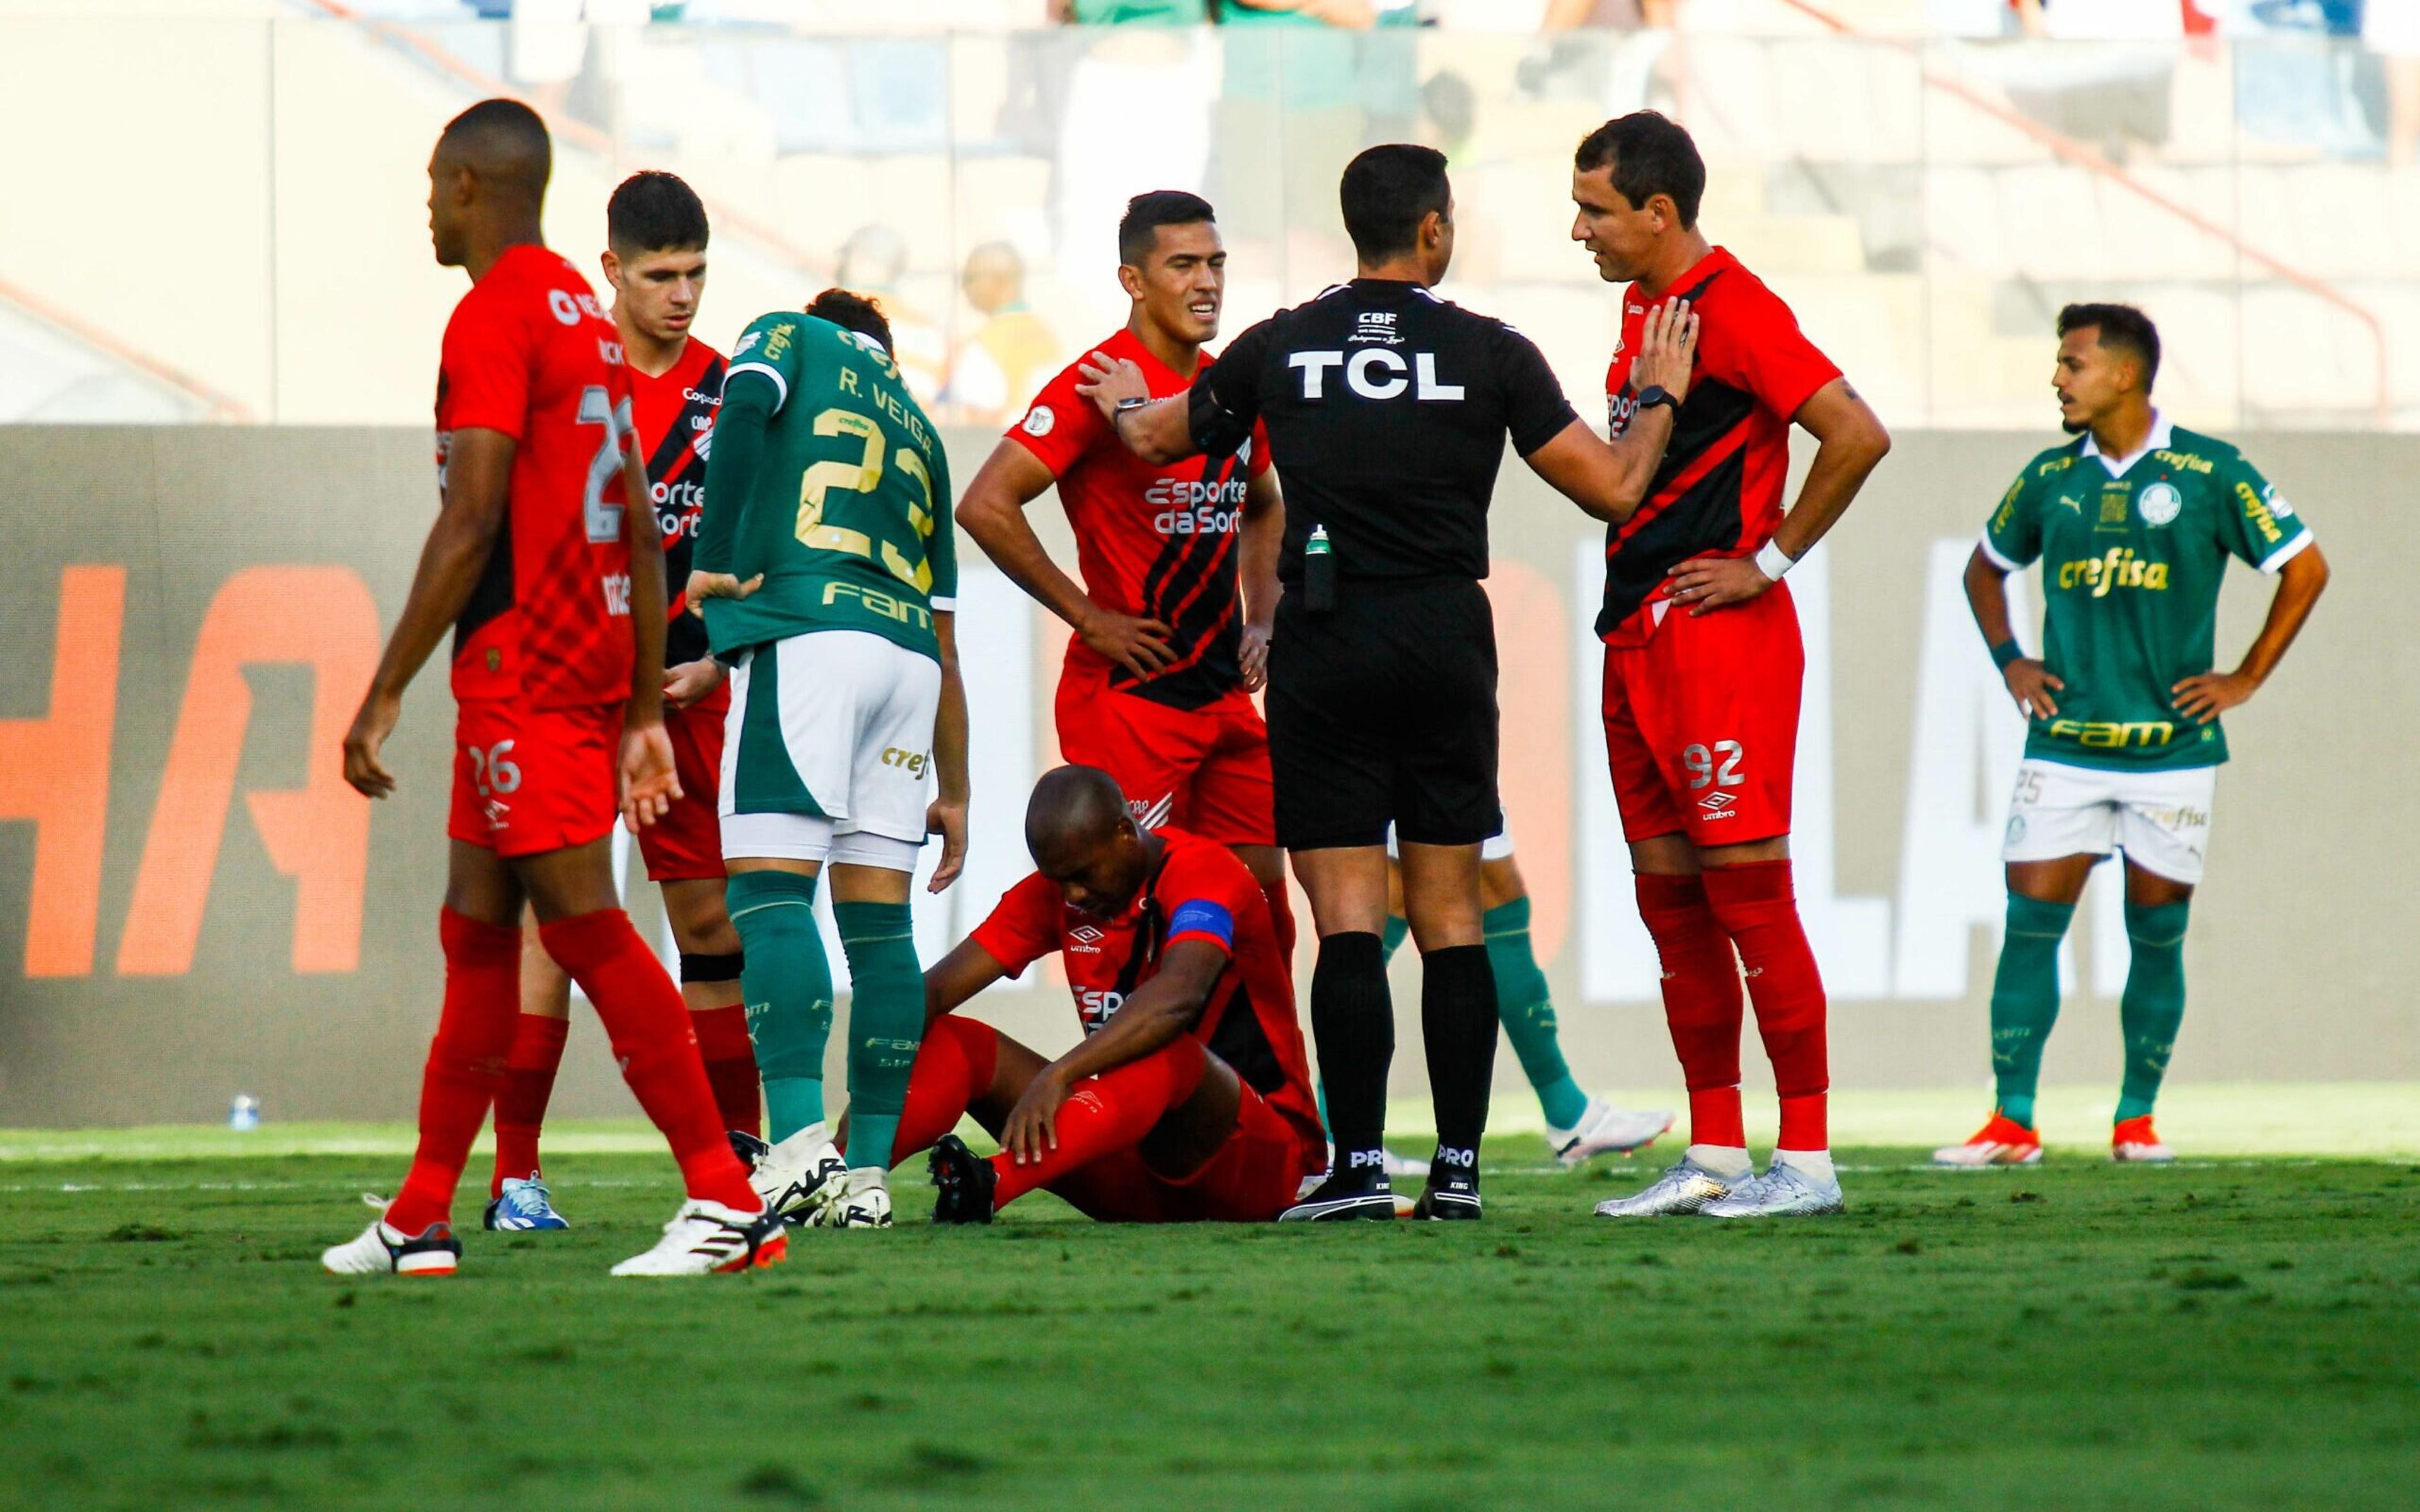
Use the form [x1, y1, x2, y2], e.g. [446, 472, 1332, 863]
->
[1754, 539, 1797, 581]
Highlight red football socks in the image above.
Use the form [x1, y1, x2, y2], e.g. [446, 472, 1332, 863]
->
[1702, 860, 1831, 1150]
[491, 1012, 569, 1196]
[387, 909, 522, 1236]
[884, 1014, 1000, 1166]
[538, 909, 758, 1212]
[990, 1037, 1207, 1207]
[1635, 872, 1748, 1149]
[689, 1002, 763, 1140]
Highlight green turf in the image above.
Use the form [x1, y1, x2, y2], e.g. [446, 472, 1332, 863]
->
[1, 1142, 2414, 1511]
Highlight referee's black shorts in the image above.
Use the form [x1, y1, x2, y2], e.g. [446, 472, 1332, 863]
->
[1265, 577, 1501, 852]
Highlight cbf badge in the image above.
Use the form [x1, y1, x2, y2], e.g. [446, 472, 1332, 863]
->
[2138, 481, 2183, 526]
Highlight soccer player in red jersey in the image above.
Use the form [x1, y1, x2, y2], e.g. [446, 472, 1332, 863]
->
[900, 766, 1324, 1223]
[1570, 113, 1893, 1220]
[481, 171, 763, 1231]
[323, 101, 780, 1278]
[955, 192, 1293, 958]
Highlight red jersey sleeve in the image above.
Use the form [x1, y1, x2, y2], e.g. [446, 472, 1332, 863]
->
[969, 872, 1067, 978]
[1244, 418, 1273, 480]
[440, 290, 535, 441]
[1154, 842, 1257, 958]
[1722, 285, 1840, 425]
[1003, 359, 1109, 478]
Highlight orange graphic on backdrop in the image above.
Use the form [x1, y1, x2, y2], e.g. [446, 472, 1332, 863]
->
[1, 566, 125, 977]
[117, 566, 381, 976]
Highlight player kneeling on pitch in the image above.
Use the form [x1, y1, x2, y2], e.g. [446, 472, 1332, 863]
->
[902, 765, 1327, 1223]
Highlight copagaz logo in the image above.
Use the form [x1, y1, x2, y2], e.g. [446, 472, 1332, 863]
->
[2137, 481, 2183, 526]
[1022, 404, 1054, 437]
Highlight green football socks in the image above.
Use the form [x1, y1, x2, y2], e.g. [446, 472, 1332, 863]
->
[835, 901, 921, 1172]
[725, 869, 833, 1144]
[1376, 899, 1589, 1131]
[2116, 898, 2191, 1123]
[1989, 892, 2076, 1131]
[1483, 898, 1588, 1130]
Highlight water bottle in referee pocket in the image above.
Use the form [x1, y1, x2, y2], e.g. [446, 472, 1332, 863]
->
[1305, 524, 1335, 614]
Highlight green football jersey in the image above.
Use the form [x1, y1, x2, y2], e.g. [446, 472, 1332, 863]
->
[1981, 418, 2312, 772]
[696, 311, 957, 662]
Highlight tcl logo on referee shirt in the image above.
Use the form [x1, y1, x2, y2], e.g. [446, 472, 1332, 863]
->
[1288, 348, 1466, 401]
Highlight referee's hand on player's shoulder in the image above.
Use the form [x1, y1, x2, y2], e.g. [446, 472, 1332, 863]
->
[1075, 350, 1148, 420]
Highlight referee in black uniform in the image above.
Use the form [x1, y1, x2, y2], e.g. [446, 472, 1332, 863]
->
[1078, 144, 1700, 1220]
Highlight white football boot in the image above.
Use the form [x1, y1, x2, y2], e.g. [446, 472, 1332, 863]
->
[812, 1167, 894, 1229]
[610, 1199, 788, 1276]
[1699, 1159, 1846, 1219]
[1593, 1156, 1751, 1217]
[735, 1123, 849, 1224]
[322, 1196, 461, 1276]
[1547, 1099, 1674, 1168]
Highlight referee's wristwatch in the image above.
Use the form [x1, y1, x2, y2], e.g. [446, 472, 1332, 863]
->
[1634, 384, 1680, 415]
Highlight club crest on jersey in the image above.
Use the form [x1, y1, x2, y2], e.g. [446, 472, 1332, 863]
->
[1023, 404, 1054, 437]
[2137, 481, 2182, 527]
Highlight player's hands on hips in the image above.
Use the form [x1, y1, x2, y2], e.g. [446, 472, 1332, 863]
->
[1073, 352, 1150, 421]
[1079, 604, 1177, 680]
[618, 721, 683, 830]
[925, 798, 968, 894]
[342, 689, 403, 800]
[1667, 551, 1773, 616]
[2172, 668, 2256, 724]
[1629, 297, 1699, 401]
[2004, 658, 2064, 719]
[1240, 619, 1273, 693]
[663, 656, 725, 710]
[1002, 1068, 1070, 1165]
[684, 570, 763, 615]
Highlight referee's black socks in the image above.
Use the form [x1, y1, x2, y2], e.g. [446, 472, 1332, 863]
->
[1420, 943, 1497, 1169]
[1311, 931, 1394, 1176]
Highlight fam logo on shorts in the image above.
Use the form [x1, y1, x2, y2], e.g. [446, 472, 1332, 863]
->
[2138, 481, 2183, 527]
[1023, 404, 1054, 438]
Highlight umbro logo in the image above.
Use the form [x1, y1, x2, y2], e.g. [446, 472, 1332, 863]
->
[1697, 790, 1734, 810]
[1069, 925, 1105, 944]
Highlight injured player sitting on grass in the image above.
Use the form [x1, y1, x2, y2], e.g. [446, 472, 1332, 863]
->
[866, 765, 1327, 1223]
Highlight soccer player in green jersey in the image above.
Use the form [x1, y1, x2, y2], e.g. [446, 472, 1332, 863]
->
[689, 290, 971, 1228]
[1935, 304, 2328, 1167]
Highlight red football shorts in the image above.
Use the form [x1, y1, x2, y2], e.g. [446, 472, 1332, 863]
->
[447, 697, 623, 858]
[1049, 1079, 1309, 1223]
[1054, 671, 1274, 847]
[1599, 581, 1803, 846]
[637, 680, 729, 882]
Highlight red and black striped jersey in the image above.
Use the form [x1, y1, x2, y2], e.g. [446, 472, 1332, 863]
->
[1598, 247, 1839, 644]
[1009, 328, 1271, 712]
[439, 245, 637, 709]
[628, 338, 724, 667]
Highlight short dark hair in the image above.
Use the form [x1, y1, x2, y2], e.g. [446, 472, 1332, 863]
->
[2058, 302, 2161, 391]
[439, 97, 551, 200]
[607, 171, 708, 256]
[1574, 111, 1705, 229]
[1117, 190, 1216, 267]
[1339, 144, 1451, 263]
[807, 288, 894, 353]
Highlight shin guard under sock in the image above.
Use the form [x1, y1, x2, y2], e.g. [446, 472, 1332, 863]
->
[835, 900, 921, 1171]
[389, 909, 522, 1235]
[2116, 897, 2190, 1123]
[1990, 893, 2076, 1130]
[725, 870, 833, 1143]
[1635, 873, 1746, 1150]
[1311, 932, 1393, 1171]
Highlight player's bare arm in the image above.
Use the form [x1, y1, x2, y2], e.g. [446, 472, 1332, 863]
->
[926, 609, 972, 894]
[1076, 353, 1197, 466]
[618, 441, 682, 830]
[342, 426, 517, 800]
[955, 438, 1175, 679]
[2172, 543, 2330, 724]
[1668, 377, 1890, 616]
[1966, 545, 2065, 719]
[1238, 466, 1284, 692]
[1523, 298, 1699, 524]
[1000, 937, 1228, 1164]
[921, 937, 1010, 1028]
[662, 655, 723, 708]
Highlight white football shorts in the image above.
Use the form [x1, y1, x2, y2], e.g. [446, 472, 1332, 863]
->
[719, 629, 939, 874]
[2001, 757, 2216, 885]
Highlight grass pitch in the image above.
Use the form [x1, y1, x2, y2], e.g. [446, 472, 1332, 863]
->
[1, 1137, 2414, 1511]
